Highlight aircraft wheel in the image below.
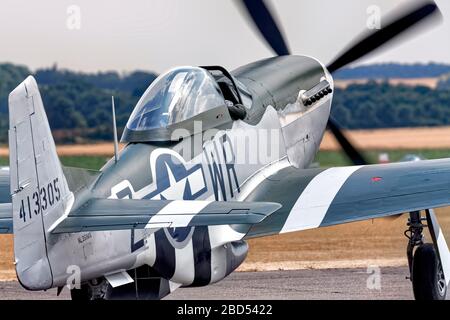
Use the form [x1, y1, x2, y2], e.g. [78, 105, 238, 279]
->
[412, 243, 447, 300]
[70, 279, 110, 300]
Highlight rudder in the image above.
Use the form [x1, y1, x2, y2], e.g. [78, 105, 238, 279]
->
[9, 76, 72, 290]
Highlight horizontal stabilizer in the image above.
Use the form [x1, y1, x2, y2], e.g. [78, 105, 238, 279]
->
[0, 204, 12, 234]
[0, 168, 12, 234]
[50, 199, 281, 234]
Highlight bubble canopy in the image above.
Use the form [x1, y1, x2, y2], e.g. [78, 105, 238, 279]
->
[122, 67, 231, 142]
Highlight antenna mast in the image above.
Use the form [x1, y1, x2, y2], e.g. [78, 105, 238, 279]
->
[111, 96, 120, 163]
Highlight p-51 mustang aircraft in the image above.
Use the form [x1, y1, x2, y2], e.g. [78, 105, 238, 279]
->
[1, 0, 449, 300]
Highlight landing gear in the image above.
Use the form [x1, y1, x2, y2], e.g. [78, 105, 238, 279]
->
[70, 266, 172, 300]
[405, 211, 447, 300]
[412, 244, 447, 300]
[70, 278, 110, 300]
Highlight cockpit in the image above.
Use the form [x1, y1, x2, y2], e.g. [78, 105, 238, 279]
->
[121, 66, 249, 143]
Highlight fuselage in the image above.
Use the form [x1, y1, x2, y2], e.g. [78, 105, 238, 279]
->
[28, 55, 335, 290]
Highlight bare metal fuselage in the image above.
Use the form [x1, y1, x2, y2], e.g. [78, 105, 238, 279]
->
[20, 55, 334, 291]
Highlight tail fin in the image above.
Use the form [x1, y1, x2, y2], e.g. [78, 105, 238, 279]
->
[9, 76, 72, 290]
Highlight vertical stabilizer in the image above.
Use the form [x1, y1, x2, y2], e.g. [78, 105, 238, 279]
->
[9, 76, 72, 290]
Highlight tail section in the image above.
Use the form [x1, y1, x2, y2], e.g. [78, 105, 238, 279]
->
[9, 76, 72, 289]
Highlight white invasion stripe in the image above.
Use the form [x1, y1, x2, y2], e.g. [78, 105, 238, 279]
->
[158, 200, 211, 215]
[133, 232, 157, 268]
[281, 166, 362, 234]
[208, 225, 246, 248]
[147, 233, 157, 266]
[428, 210, 450, 286]
[144, 222, 171, 229]
[208, 225, 246, 283]
[145, 200, 211, 228]
[170, 238, 195, 286]
[210, 241, 227, 283]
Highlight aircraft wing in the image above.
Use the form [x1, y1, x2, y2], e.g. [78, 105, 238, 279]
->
[50, 199, 281, 234]
[245, 158, 450, 238]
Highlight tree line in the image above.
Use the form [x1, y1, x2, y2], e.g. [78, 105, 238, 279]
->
[0, 63, 157, 143]
[331, 81, 450, 129]
[334, 63, 450, 79]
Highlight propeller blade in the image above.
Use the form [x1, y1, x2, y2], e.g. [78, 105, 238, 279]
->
[238, 0, 290, 56]
[327, 117, 368, 166]
[327, 1, 441, 73]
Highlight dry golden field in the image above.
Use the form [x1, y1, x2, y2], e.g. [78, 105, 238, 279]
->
[320, 126, 450, 151]
[334, 78, 441, 89]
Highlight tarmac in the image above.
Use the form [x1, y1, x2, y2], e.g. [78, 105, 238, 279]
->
[0, 266, 418, 300]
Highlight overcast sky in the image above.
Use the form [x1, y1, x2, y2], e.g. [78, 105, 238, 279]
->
[1, 0, 449, 74]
